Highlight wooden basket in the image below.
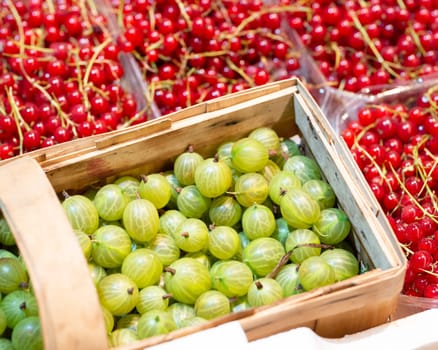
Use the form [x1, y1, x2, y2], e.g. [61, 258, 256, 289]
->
[0, 78, 406, 349]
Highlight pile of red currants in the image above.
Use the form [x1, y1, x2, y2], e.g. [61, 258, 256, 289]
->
[111, 0, 305, 116]
[286, 0, 438, 92]
[341, 84, 438, 298]
[0, 0, 150, 160]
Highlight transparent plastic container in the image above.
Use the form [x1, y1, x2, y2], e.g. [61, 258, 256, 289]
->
[330, 75, 438, 133]
[280, 1, 438, 121]
[330, 77, 438, 316]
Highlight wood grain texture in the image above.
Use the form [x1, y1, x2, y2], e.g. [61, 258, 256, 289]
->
[0, 158, 108, 350]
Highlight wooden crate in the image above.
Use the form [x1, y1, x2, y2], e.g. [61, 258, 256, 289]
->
[0, 78, 406, 350]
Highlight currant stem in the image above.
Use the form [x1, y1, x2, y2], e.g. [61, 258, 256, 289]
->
[232, 5, 311, 38]
[83, 37, 113, 88]
[175, 0, 193, 29]
[6, 88, 25, 155]
[349, 10, 401, 80]
[225, 58, 254, 86]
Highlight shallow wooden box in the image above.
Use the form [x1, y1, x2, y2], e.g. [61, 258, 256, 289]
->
[0, 79, 406, 350]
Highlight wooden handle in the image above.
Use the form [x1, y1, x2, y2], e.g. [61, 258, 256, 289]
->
[0, 157, 108, 350]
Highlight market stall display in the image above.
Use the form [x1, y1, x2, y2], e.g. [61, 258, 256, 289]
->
[0, 0, 437, 348]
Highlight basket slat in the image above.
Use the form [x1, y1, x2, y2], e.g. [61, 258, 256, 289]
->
[0, 158, 108, 350]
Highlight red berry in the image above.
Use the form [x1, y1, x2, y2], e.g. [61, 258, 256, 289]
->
[410, 250, 433, 273]
[23, 129, 41, 151]
[424, 284, 438, 298]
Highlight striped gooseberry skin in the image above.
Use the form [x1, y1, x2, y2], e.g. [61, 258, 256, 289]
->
[122, 198, 160, 243]
[184, 251, 212, 269]
[194, 290, 231, 320]
[236, 232, 251, 260]
[194, 157, 233, 198]
[210, 260, 254, 297]
[268, 170, 302, 205]
[272, 138, 302, 168]
[93, 184, 128, 221]
[285, 228, 321, 264]
[259, 159, 281, 183]
[275, 263, 302, 297]
[162, 171, 182, 210]
[242, 237, 285, 277]
[247, 278, 284, 307]
[179, 316, 208, 328]
[298, 256, 336, 291]
[88, 262, 107, 286]
[164, 257, 211, 305]
[173, 149, 204, 186]
[101, 306, 114, 334]
[91, 225, 132, 269]
[11, 316, 42, 350]
[207, 225, 240, 260]
[147, 233, 181, 266]
[97, 273, 140, 316]
[109, 328, 139, 348]
[121, 248, 163, 289]
[320, 248, 359, 281]
[0, 258, 28, 294]
[241, 204, 276, 240]
[249, 127, 281, 155]
[136, 285, 170, 314]
[208, 195, 242, 227]
[159, 209, 187, 238]
[0, 217, 15, 246]
[231, 137, 269, 173]
[167, 302, 195, 328]
[173, 218, 209, 253]
[234, 173, 269, 207]
[116, 313, 139, 330]
[217, 141, 234, 167]
[302, 179, 336, 210]
[312, 208, 351, 245]
[114, 175, 140, 201]
[1, 290, 38, 329]
[271, 217, 291, 246]
[283, 155, 322, 184]
[137, 310, 176, 338]
[176, 185, 211, 218]
[62, 194, 100, 235]
[139, 173, 172, 209]
[74, 229, 92, 259]
[280, 188, 321, 229]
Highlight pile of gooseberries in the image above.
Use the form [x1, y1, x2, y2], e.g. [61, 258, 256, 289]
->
[0, 126, 360, 348]
[61, 126, 359, 346]
[0, 217, 42, 350]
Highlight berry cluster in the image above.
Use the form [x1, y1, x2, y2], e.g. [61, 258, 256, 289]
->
[287, 0, 438, 92]
[111, 0, 305, 115]
[0, 0, 148, 160]
[341, 84, 438, 298]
